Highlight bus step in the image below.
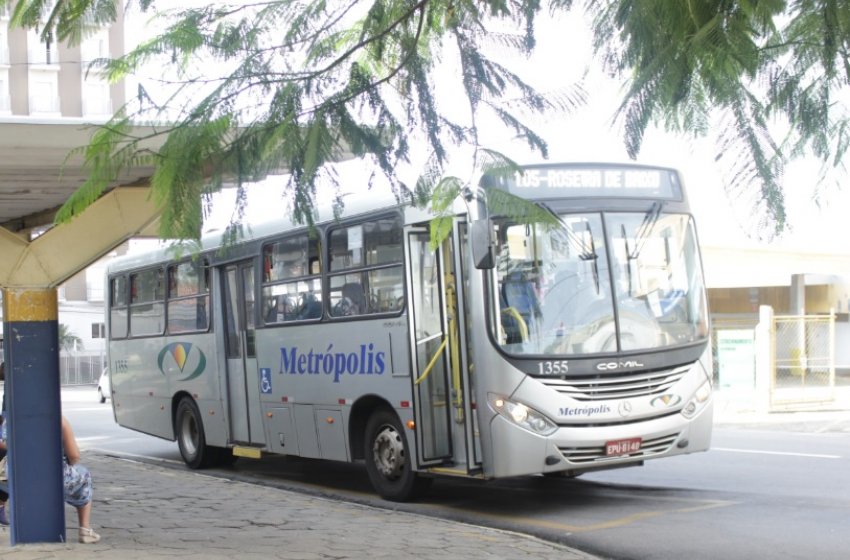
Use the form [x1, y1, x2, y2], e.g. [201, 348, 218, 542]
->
[425, 466, 485, 479]
[232, 446, 263, 459]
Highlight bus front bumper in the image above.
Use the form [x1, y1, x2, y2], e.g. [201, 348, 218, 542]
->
[487, 397, 714, 478]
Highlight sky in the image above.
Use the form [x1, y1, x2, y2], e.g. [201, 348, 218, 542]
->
[126, 4, 850, 256]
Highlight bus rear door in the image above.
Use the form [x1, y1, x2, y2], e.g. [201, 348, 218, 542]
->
[221, 260, 266, 448]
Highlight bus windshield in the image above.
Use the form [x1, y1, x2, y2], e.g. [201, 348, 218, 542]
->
[491, 211, 708, 356]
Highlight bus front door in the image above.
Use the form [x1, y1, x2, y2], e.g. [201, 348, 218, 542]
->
[407, 227, 478, 474]
[221, 260, 266, 447]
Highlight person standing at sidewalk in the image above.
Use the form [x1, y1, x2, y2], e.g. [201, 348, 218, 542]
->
[61, 415, 101, 544]
[0, 362, 8, 526]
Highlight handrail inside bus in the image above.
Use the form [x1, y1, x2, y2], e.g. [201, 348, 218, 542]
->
[414, 337, 447, 386]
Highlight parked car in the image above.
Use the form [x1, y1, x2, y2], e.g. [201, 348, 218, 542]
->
[97, 368, 110, 403]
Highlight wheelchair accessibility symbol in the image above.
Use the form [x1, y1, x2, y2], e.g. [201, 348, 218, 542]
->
[260, 368, 272, 394]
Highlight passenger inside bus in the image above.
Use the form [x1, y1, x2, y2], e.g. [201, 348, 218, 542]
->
[334, 282, 368, 316]
[266, 296, 295, 323]
[297, 293, 323, 320]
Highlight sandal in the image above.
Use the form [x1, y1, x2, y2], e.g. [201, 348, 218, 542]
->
[79, 527, 101, 544]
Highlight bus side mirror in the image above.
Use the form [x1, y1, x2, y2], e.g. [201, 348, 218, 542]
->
[465, 187, 494, 270]
[470, 219, 495, 269]
[469, 211, 496, 270]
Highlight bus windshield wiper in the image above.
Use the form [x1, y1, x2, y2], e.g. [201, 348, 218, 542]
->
[582, 221, 600, 294]
[630, 201, 664, 259]
[622, 224, 634, 295]
[536, 203, 599, 293]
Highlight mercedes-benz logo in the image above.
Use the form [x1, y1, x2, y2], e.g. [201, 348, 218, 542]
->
[618, 401, 633, 417]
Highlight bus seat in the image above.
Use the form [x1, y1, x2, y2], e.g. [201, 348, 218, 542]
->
[502, 271, 540, 324]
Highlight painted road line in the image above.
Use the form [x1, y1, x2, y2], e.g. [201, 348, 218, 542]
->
[713, 447, 841, 459]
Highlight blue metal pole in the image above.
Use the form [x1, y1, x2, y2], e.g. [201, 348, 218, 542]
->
[2, 288, 65, 544]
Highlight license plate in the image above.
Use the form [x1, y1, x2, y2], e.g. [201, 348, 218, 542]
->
[605, 437, 642, 457]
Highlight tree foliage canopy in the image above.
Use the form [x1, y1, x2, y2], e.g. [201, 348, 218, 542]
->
[4, 0, 850, 239]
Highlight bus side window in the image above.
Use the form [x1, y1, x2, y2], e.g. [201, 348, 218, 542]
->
[109, 275, 129, 339]
[129, 267, 165, 336]
[262, 233, 322, 324]
[328, 215, 404, 319]
[167, 260, 210, 334]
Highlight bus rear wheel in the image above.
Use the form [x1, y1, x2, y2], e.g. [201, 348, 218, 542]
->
[175, 397, 221, 469]
[364, 409, 430, 501]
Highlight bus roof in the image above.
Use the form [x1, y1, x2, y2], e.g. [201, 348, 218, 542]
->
[106, 185, 431, 273]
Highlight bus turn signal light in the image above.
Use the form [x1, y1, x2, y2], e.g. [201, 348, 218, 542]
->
[406, 420, 416, 430]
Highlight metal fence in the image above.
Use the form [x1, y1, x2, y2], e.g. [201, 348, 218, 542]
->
[59, 350, 107, 385]
[0, 348, 105, 386]
[772, 314, 835, 406]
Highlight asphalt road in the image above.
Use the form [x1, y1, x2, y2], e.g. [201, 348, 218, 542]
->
[64, 387, 850, 560]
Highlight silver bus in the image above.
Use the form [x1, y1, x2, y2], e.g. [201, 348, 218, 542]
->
[105, 162, 713, 500]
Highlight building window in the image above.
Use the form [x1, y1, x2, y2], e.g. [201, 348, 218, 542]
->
[27, 30, 58, 66]
[29, 76, 60, 114]
[0, 74, 9, 113]
[0, 24, 9, 65]
[81, 30, 109, 62]
[82, 79, 112, 116]
[91, 323, 106, 339]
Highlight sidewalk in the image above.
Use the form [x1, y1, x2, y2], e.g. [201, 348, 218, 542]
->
[0, 453, 599, 560]
[712, 387, 850, 430]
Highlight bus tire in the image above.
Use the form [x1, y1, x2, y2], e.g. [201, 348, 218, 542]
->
[175, 397, 216, 469]
[363, 408, 431, 501]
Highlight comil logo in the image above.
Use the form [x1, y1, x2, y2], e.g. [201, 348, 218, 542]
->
[596, 360, 644, 371]
[157, 342, 207, 381]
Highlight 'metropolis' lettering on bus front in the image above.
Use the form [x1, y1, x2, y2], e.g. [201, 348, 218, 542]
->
[559, 404, 612, 417]
[279, 343, 386, 383]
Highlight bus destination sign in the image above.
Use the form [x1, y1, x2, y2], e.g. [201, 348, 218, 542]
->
[485, 165, 682, 200]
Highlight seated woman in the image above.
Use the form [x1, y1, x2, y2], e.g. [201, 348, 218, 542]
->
[61, 416, 100, 544]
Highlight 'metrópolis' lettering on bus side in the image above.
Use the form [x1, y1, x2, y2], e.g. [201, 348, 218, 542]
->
[279, 343, 386, 383]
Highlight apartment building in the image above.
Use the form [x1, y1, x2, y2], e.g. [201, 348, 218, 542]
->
[0, 2, 125, 120]
[0, 2, 127, 380]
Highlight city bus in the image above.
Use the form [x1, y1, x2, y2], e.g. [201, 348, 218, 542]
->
[105, 162, 713, 501]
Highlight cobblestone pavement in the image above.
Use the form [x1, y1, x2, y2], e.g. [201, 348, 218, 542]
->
[0, 453, 599, 560]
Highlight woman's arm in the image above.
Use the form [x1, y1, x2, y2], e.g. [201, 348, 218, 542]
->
[61, 416, 81, 465]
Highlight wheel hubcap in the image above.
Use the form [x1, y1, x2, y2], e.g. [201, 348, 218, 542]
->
[372, 425, 405, 480]
[180, 413, 199, 456]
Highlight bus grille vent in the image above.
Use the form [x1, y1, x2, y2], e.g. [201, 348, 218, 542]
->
[540, 364, 690, 401]
[558, 432, 680, 464]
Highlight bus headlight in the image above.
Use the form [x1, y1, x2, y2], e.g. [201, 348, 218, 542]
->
[681, 381, 711, 419]
[488, 394, 557, 436]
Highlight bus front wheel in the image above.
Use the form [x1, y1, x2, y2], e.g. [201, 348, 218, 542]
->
[364, 409, 431, 501]
[175, 397, 217, 469]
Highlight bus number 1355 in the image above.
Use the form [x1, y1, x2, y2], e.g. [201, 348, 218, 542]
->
[538, 361, 569, 375]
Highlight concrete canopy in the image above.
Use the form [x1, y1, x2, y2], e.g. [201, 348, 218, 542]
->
[0, 119, 162, 287]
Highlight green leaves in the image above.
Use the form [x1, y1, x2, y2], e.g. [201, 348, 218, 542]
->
[22, 0, 577, 241]
[589, 0, 850, 238]
[11, 0, 850, 241]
